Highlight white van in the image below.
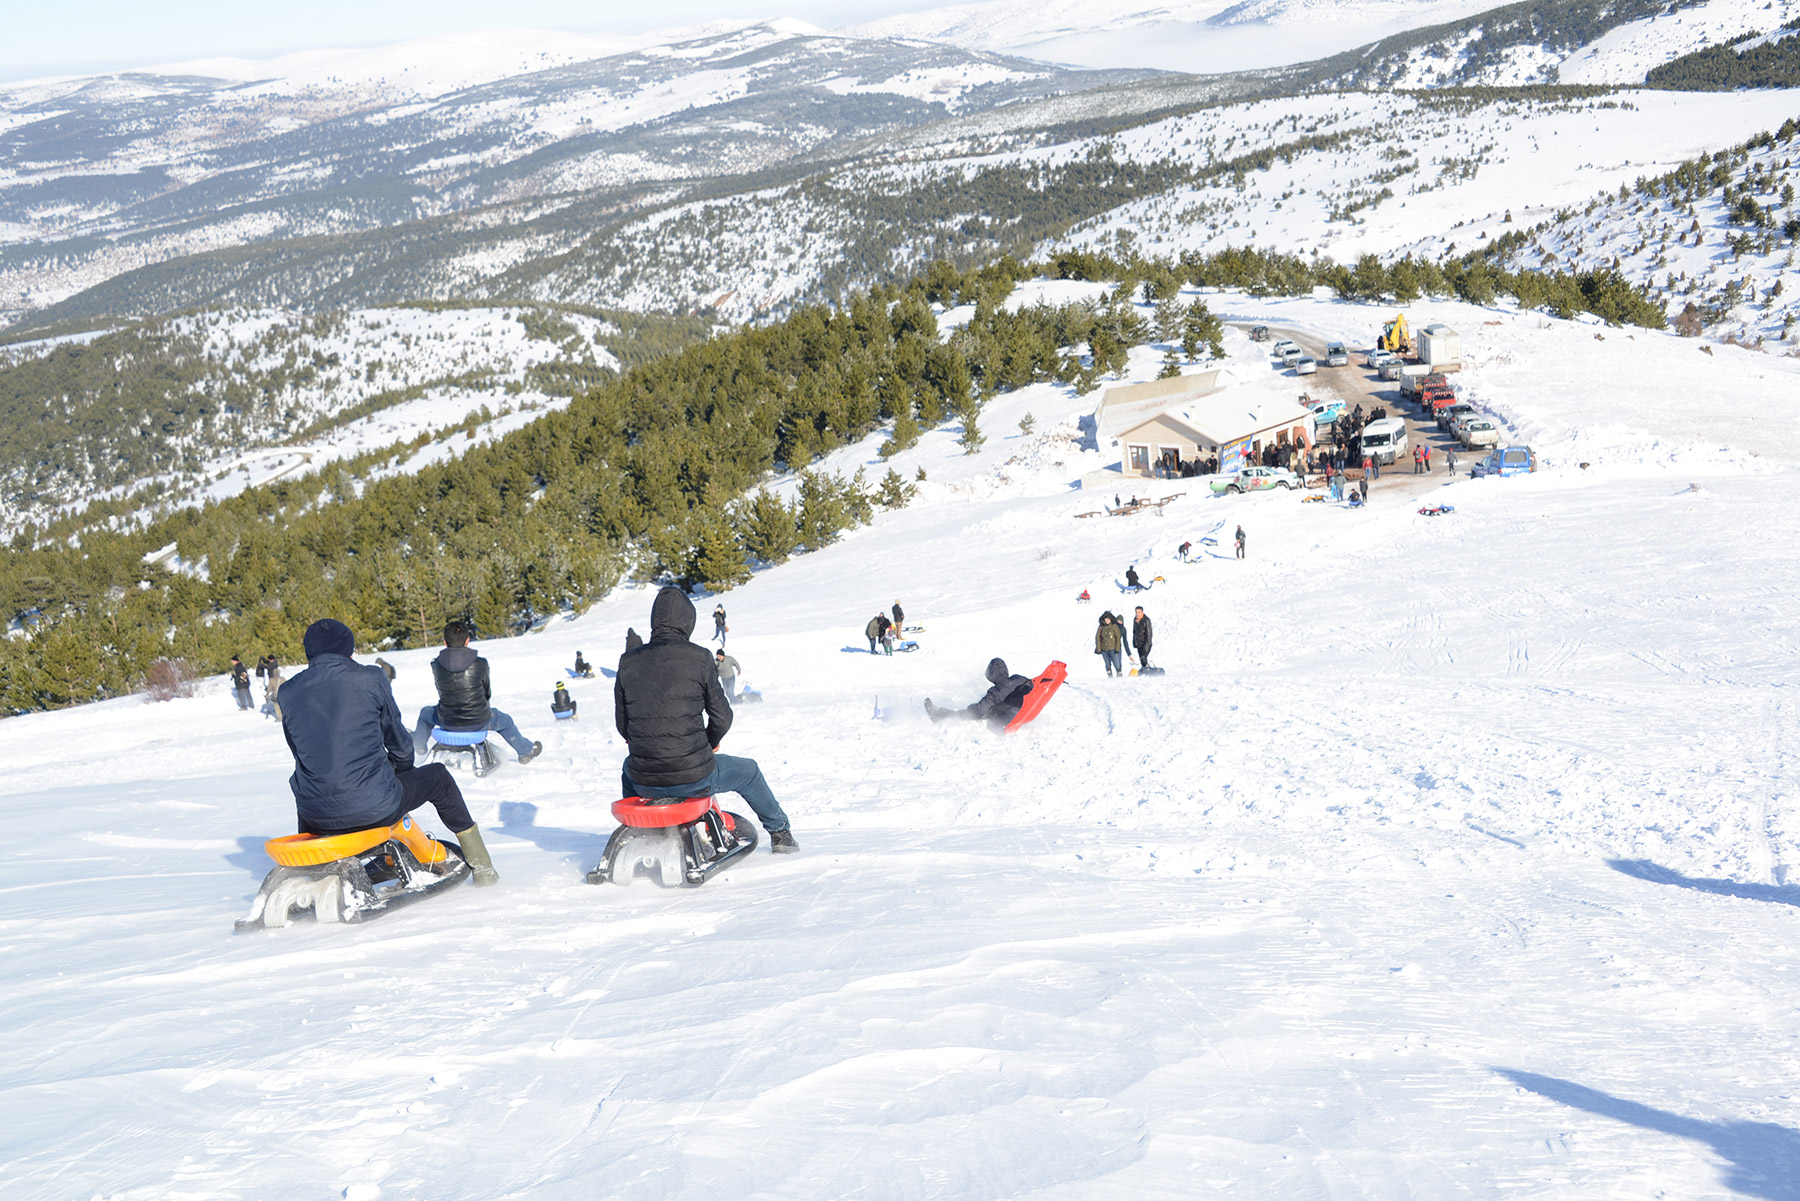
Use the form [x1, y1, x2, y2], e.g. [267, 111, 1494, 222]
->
[1358, 417, 1408, 466]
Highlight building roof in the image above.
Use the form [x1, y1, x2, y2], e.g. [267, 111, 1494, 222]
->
[1115, 379, 1313, 447]
[1094, 368, 1230, 442]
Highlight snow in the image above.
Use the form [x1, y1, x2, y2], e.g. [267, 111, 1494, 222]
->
[8, 289, 1800, 1197]
[840, 0, 1498, 73]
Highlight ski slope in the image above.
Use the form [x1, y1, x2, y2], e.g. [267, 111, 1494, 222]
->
[6, 297, 1800, 1198]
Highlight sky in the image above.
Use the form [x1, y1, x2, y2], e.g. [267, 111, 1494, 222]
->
[2, 0, 921, 80]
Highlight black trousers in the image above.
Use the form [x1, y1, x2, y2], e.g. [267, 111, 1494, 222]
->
[300, 764, 473, 836]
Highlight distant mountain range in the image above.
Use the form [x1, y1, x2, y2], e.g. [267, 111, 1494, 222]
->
[1, 0, 1791, 339]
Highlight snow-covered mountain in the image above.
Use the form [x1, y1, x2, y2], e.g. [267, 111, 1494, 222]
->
[0, 21, 1154, 329]
[843, 0, 1498, 73]
[7, 278, 1800, 1197]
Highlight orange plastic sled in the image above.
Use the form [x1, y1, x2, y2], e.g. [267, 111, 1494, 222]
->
[263, 814, 450, 868]
[1005, 661, 1068, 732]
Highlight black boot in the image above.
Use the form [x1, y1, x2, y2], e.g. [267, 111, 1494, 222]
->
[770, 829, 799, 853]
[518, 741, 543, 765]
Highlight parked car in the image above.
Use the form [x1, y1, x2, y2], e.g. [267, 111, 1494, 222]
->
[1294, 355, 1318, 375]
[1210, 465, 1303, 494]
[1457, 417, 1501, 449]
[1271, 339, 1300, 357]
[1375, 355, 1405, 381]
[1249, 325, 1271, 342]
[1324, 342, 1349, 367]
[1365, 347, 1390, 368]
[1471, 445, 1536, 478]
[1437, 401, 1477, 431]
[1308, 398, 1346, 426]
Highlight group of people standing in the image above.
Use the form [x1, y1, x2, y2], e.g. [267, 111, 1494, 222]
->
[229, 654, 285, 718]
[1094, 607, 1152, 676]
[865, 600, 906, 654]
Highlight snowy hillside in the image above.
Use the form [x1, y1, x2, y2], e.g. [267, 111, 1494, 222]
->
[842, 0, 1498, 73]
[0, 303, 622, 530]
[0, 23, 1151, 330]
[7, 287, 1800, 1197]
[1483, 120, 1800, 343]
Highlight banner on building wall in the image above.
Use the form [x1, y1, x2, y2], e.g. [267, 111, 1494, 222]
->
[1218, 437, 1251, 475]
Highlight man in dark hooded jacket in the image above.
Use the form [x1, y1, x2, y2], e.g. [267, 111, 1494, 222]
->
[412, 620, 541, 763]
[279, 618, 498, 885]
[614, 588, 797, 852]
[924, 658, 1033, 728]
[1132, 607, 1154, 670]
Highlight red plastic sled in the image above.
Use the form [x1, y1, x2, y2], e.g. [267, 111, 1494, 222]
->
[1005, 661, 1068, 732]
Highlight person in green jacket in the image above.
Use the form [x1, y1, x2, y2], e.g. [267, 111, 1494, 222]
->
[1095, 612, 1125, 677]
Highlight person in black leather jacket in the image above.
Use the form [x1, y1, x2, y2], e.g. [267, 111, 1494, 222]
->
[614, 587, 796, 852]
[412, 620, 541, 763]
[280, 618, 498, 885]
[924, 658, 1033, 728]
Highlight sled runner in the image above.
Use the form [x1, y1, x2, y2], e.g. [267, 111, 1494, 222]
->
[1005, 661, 1068, 732]
[427, 726, 497, 776]
[586, 796, 759, 888]
[553, 709, 577, 720]
[1129, 666, 1167, 677]
[565, 667, 594, 679]
[895, 640, 921, 653]
[236, 814, 469, 931]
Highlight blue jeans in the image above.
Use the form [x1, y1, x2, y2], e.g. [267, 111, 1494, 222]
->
[622, 754, 790, 834]
[414, 705, 535, 757]
[1100, 650, 1122, 674]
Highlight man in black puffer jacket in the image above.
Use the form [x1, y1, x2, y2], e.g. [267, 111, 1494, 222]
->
[280, 618, 498, 885]
[614, 588, 797, 852]
[924, 658, 1033, 728]
[412, 620, 541, 763]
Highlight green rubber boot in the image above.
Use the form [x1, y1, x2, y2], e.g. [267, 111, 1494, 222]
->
[454, 824, 500, 887]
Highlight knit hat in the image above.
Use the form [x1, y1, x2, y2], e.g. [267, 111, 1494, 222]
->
[302, 618, 355, 660]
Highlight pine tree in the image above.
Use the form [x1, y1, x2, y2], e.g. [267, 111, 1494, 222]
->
[1158, 347, 1182, 378]
[880, 396, 921, 458]
[1181, 300, 1225, 361]
[797, 471, 850, 552]
[739, 489, 799, 565]
[957, 402, 985, 455]
[693, 503, 751, 591]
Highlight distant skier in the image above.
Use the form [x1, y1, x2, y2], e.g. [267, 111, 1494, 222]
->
[279, 618, 497, 885]
[1125, 566, 1141, 590]
[1095, 612, 1125, 678]
[866, 614, 893, 655]
[616, 587, 797, 852]
[552, 681, 578, 719]
[412, 620, 542, 764]
[230, 656, 254, 710]
[1422, 444, 1433, 473]
[1445, 449, 1457, 476]
[712, 604, 728, 646]
[1132, 606, 1154, 671]
[1235, 525, 1246, 560]
[1178, 541, 1192, 562]
[1358, 476, 1370, 503]
[715, 649, 741, 700]
[573, 651, 594, 678]
[892, 600, 905, 630]
[924, 658, 1034, 728]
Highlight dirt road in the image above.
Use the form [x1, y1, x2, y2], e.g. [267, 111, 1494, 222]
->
[1242, 324, 1464, 502]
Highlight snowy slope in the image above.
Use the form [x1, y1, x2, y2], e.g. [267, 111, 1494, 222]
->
[6, 290, 1800, 1197]
[842, 0, 1499, 73]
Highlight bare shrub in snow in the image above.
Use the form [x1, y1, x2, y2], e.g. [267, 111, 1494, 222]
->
[144, 659, 198, 702]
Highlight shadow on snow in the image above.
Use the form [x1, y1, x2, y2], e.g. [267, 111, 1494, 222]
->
[1608, 858, 1800, 908]
[1497, 1069, 1800, 1200]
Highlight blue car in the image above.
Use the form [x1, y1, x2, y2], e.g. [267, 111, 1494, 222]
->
[1307, 399, 1346, 426]
[1471, 445, 1536, 478]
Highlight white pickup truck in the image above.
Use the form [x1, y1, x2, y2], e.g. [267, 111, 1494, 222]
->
[1210, 465, 1303, 495]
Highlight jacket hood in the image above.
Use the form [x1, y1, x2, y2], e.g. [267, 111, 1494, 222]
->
[650, 587, 696, 642]
[437, 645, 480, 671]
[303, 618, 355, 661]
[985, 657, 1010, 684]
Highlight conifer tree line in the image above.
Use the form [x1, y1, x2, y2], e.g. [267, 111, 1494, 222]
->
[0, 244, 1668, 715]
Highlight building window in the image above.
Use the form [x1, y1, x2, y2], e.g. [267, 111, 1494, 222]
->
[1128, 445, 1150, 472]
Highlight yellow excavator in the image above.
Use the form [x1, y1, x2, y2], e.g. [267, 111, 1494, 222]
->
[1378, 313, 1413, 356]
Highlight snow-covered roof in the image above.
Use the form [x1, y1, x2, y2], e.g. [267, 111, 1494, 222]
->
[1094, 367, 1234, 442]
[1117, 378, 1312, 447]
